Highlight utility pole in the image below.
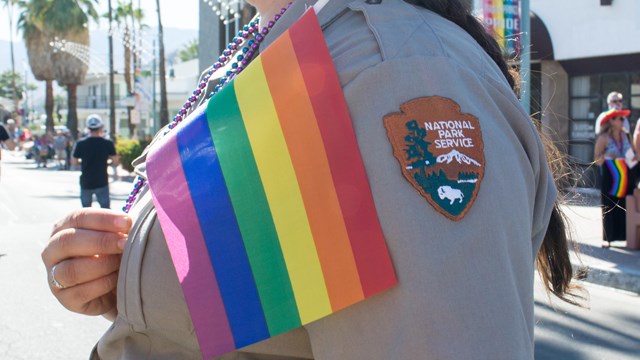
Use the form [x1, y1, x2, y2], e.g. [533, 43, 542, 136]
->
[23, 61, 28, 124]
[156, 0, 168, 127]
[520, 0, 531, 114]
[152, 39, 157, 133]
[108, 0, 117, 140]
[6, 0, 21, 127]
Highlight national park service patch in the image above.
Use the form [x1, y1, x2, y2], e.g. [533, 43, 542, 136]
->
[384, 96, 485, 221]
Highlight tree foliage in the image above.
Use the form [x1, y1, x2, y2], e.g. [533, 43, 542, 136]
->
[0, 70, 23, 101]
[405, 119, 436, 171]
[178, 39, 199, 63]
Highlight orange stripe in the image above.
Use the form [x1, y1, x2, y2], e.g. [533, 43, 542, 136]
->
[262, 31, 364, 311]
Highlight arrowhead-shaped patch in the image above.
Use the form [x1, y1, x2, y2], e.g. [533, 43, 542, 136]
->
[383, 96, 485, 221]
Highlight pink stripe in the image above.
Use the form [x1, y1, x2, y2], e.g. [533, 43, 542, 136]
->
[147, 133, 235, 358]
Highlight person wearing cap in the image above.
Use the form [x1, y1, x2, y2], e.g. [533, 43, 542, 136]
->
[72, 114, 117, 208]
[594, 107, 634, 248]
[594, 92, 629, 135]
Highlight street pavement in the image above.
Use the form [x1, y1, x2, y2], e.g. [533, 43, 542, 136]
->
[1, 149, 639, 359]
[0, 151, 130, 359]
[562, 190, 640, 294]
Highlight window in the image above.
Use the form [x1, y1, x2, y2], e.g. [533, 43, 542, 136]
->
[569, 71, 640, 187]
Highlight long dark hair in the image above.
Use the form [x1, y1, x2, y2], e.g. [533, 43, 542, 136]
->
[404, 0, 584, 305]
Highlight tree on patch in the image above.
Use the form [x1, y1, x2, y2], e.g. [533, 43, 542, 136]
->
[404, 120, 436, 176]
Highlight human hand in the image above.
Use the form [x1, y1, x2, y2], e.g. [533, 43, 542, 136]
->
[42, 209, 132, 317]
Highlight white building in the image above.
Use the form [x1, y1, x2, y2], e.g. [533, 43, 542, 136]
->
[76, 58, 200, 139]
[529, 0, 640, 187]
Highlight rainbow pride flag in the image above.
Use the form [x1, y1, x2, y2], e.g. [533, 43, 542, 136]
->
[605, 158, 629, 198]
[482, 0, 520, 57]
[146, 10, 396, 360]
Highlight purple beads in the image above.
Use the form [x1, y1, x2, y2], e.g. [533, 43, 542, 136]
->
[124, 6, 293, 213]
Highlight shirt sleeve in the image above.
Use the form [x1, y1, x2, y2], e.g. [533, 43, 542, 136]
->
[342, 54, 557, 246]
[108, 141, 116, 156]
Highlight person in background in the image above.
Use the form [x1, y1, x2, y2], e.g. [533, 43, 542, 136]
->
[594, 108, 634, 248]
[5, 119, 20, 148]
[64, 131, 73, 170]
[33, 134, 52, 168]
[72, 114, 117, 208]
[595, 91, 629, 135]
[53, 130, 67, 169]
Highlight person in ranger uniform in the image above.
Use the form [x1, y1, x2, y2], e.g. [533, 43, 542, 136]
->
[41, 1, 583, 359]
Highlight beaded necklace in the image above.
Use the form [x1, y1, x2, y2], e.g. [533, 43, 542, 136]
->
[611, 132, 625, 156]
[123, 4, 292, 213]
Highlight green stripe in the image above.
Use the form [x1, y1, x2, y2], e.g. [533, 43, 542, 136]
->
[205, 83, 301, 335]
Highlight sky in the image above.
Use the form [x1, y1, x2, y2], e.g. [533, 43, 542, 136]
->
[0, 0, 199, 42]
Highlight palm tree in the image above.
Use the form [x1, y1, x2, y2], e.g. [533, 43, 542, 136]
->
[108, 0, 116, 140]
[45, 0, 98, 140]
[16, 0, 56, 134]
[130, 3, 144, 70]
[155, 0, 168, 127]
[1, 0, 20, 125]
[114, 0, 135, 137]
[177, 39, 198, 62]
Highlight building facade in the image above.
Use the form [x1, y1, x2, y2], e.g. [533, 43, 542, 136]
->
[530, 0, 640, 187]
[76, 59, 200, 138]
[199, 0, 639, 189]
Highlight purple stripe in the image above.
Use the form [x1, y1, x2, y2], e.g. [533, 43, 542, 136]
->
[147, 133, 235, 358]
[605, 159, 621, 196]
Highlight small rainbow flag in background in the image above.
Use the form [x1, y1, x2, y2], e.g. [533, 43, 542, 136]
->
[146, 9, 396, 360]
[605, 158, 629, 198]
[482, 0, 521, 57]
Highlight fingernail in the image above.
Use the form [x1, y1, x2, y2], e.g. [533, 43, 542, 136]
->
[114, 216, 131, 229]
[117, 238, 127, 250]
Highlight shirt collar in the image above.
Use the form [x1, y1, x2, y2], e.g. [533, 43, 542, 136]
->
[260, 0, 354, 51]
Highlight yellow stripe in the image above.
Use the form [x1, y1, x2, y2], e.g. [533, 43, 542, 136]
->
[234, 58, 332, 323]
[494, 1, 505, 39]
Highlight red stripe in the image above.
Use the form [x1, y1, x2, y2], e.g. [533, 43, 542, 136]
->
[289, 10, 397, 296]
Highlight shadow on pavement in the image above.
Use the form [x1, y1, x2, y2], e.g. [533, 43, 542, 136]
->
[535, 300, 640, 359]
[535, 341, 586, 360]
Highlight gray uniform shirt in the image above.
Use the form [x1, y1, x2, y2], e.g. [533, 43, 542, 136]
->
[93, 1, 556, 359]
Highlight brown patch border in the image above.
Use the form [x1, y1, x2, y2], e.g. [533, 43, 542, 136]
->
[383, 96, 485, 221]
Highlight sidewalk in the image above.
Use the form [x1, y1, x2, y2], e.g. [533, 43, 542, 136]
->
[563, 188, 640, 294]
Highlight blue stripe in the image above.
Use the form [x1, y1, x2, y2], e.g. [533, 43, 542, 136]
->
[176, 105, 270, 347]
